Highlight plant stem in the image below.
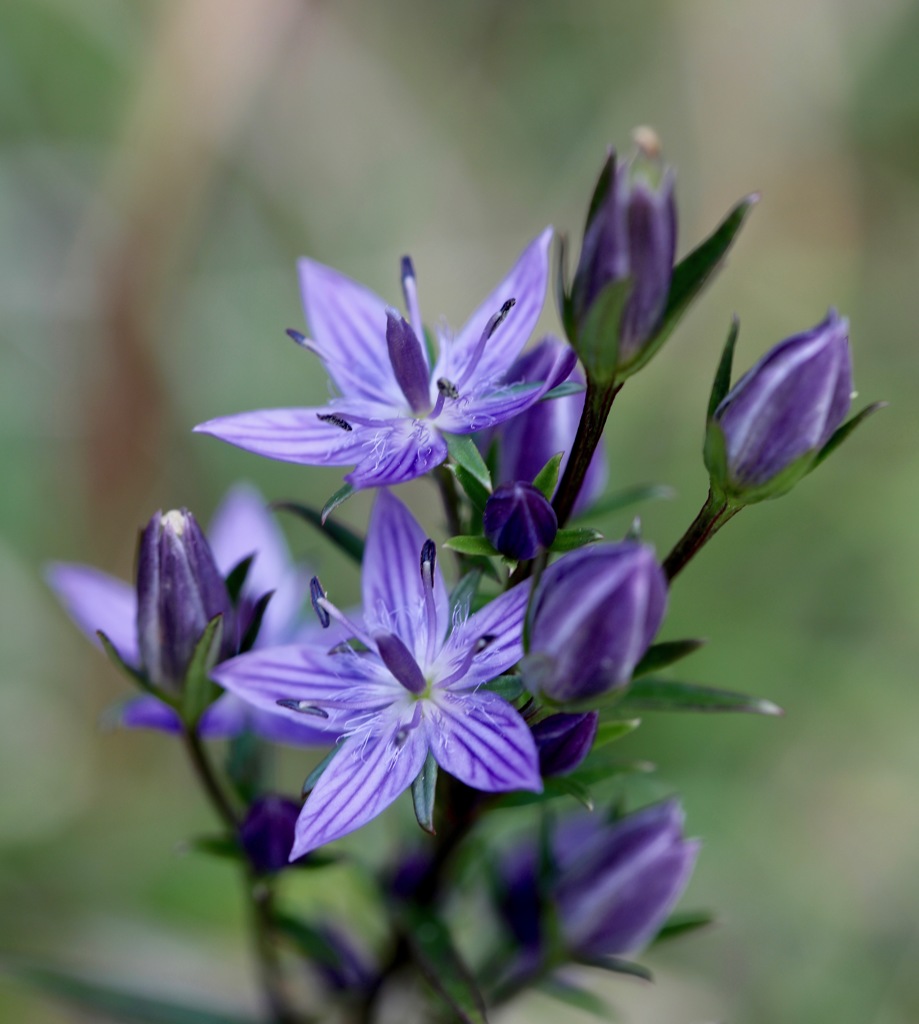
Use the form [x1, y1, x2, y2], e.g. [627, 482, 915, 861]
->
[182, 726, 239, 831]
[662, 489, 741, 582]
[552, 378, 621, 527]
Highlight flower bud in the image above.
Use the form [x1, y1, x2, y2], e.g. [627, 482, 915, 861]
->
[483, 482, 558, 561]
[523, 543, 667, 702]
[707, 310, 852, 503]
[571, 135, 676, 378]
[136, 509, 234, 690]
[239, 795, 301, 874]
[532, 712, 598, 776]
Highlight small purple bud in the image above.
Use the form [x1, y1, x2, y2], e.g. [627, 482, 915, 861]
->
[136, 509, 234, 691]
[709, 310, 853, 502]
[240, 795, 301, 874]
[385, 309, 431, 414]
[483, 482, 558, 561]
[532, 712, 599, 776]
[524, 543, 667, 702]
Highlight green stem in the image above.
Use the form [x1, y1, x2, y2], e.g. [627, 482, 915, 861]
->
[662, 489, 741, 582]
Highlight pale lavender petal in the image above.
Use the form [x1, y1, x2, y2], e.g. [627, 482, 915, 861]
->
[118, 695, 182, 732]
[197, 694, 248, 739]
[193, 408, 381, 467]
[344, 419, 448, 489]
[46, 563, 139, 667]
[290, 722, 428, 856]
[361, 491, 449, 660]
[443, 229, 552, 387]
[425, 690, 541, 792]
[248, 706, 344, 746]
[298, 258, 404, 406]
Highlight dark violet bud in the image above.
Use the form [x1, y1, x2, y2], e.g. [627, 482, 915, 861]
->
[708, 310, 853, 504]
[523, 543, 667, 702]
[571, 131, 677, 380]
[483, 482, 558, 561]
[532, 712, 599, 776]
[136, 509, 234, 691]
[239, 795, 301, 874]
[313, 923, 378, 994]
[553, 801, 699, 957]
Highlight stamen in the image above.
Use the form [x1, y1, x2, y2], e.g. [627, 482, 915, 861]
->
[420, 539, 437, 588]
[400, 256, 425, 348]
[310, 577, 331, 627]
[276, 699, 329, 719]
[455, 297, 516, 389]
[420, 539, 439, 665]
[474, 634, 497, 653]
[438, 633, 498, 689]
[437, 377, 459, 399]
[394, 701, 424, 747]
[286, 328, 308, 346]
[317, 413, 353, 432]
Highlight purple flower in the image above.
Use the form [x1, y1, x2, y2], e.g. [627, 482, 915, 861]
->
[708, 310, 853, 502]
[500, 801, 698, 961]
[194, 231, 571, 489]
[211, 491, 542, 857]
[483, 337, 607, 515]
[522, 543, 667, 702]
[532, 711, 598, 776]
[483, 482, 557, 561]
[47, 484, 337, 744]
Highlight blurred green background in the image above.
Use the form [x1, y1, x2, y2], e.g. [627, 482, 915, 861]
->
[2, 0, 918, 1021]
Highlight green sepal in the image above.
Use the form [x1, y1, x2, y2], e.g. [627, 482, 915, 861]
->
[618, 193, 758, 381]
[444, 432, 493, 494]
[623, 516, 642, 541]
[96, 630, 164, 700]
[809, 400, 887, 472]
[549, 526, 603, 552]
[273, 501, 365, 564]
[224, 555, 254, 604]
[707, 315, 741, 419]
[575, 275, 631, 385]
[703, 418, 730, 493]
[411, 751, 438, 835]
[180, 615, 224, 728]
[575, 955, 653, 983]
[634, 638, 706, 678]
[397, 905, 488, 1024]
[535, 977, 613, 1020]
[302, 743, 342, 796]
[238, 590, 273, 654]
[653, 908, 716, 944]
[481, 673, 525, 701]
[451, 463, 491, 513]
[532, 452, 564, 500]
[321, 482, 356, 525]
[444, 535, 499, 557]
[619, 677, 783, 716]
[554, 231, 576, 341]
[541, 380, 585, 401]
[592, 717, 641, 748]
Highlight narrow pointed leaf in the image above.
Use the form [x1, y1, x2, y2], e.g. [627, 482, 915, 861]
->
[224, 555, 255, 604]
[182, 835, 243, 863]
[452, 464, 491, 512]
[445, 433, 493, 493]
[445, 535, 499, 557]
[96, 631, 162, 698]
[493, 775, 595, 809]
[321, 482, 356, 525]
[273, 501, 365, 564]
[653, 908, 716, 944]
[577, 276, 631, 383]
[593, 718, 641, 748]
[535, 977, 614, 1020]
[619, 677, 784, 715]
[541, 381, 586, 401]
[634, 638, 706, 678]
[398, 905, 489, 1024]
[576, 955, 654, 983]
[707, 315, 741, 419]
[411, 752, 438, 835]
[302, 743, 342, 795]
[238, 590, 274, 654]
[532, 452, 564, 500]
[623, 516, 642, 541]
[809, 401, 887, 471]
[482, 673, 525, 701]
[181, 616, 224, 727]
[549, 526, 603, 552]
[555, 232, 573, 339]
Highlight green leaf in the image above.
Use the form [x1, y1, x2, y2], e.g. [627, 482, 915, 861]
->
[550, 526, 603, 552]
[569, 748, 655, 786]
[577, 482, 675, 519]
[653, 908, 716, 944]
[444, 535, 499, 557]
[411, 752, 438, 835]
[96, 631, 162, 699]
[593, 718, 641, 748]
[619, 677, 784, 716]
[449, 570, 482, 624]
[238, 590, 273, 654]
[398, 905, 489, 1024]
[444, 433, 493, 494]
[535, 977, 614, 1020]
[180, 616, 224, 727]
[555, 232, 573, 339]
[7, 961, 264, 1024]
[273, 501, 365, 564]
[182, 834, 242, 863]
[452, 463, 491, 512]
[634, 638, 706, 678]
[583, 150, 616, 235]
[810, 401, 887, 471]
[576, 955, 654, 983]
[707, 315, 741, 419]
[494, 775, 595, 810]
[224, 555, 254, 604]
[321, 482, 356, 525]
[302, 743, 342, 795]
[225, 728, 267, 805]
[532, 452, 564, 500]
[576, 275, 631, 383]
[481, 673, 525, 701]
[542, 381, 586, 401]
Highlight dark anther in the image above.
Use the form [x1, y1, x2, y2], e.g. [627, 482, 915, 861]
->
[420, 539, 437, 584]
[485, 297, 516, 341]
[401, 255, 415, 283]
[286, 328, 308, 346]
[437, 377, 459, 399]
[310, 576, 331, 627]
[474, 634, 497, 653]
[317, 413, 353, 432]
[276, 699, 329, 719]
[394, 727, 409, 748]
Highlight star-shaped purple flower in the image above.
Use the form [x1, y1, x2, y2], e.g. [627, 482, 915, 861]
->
[212, 491, 542, 857]
[47, 484, 338, 744]
[194, 230, 571, 489]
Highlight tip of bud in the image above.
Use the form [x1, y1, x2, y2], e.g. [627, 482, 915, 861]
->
[632, 125, 662, 159]
[160, 509, 186, 535]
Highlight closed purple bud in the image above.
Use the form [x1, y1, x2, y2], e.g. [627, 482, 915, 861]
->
[532, 712, 599, 776]
[483, 482, 558, 561]
[136, 509, 234, 690]
[524, 543, 667, 702]
[709, 310, 853, 502]
[240, 795, 301, 874]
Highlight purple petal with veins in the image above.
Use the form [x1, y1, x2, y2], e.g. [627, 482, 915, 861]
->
[46, 564, 139, 667]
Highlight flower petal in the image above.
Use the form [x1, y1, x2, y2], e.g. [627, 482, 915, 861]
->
[118, 695, 182, 732]
[361, 491, 449, 662]
[345, 419, 448, 489]
[290, 721, 428, 856]
[46, 563, 139, 667]
[298, 258, 405, 406]
[426, 690, 541, 792]
[440, 228, 552, 387]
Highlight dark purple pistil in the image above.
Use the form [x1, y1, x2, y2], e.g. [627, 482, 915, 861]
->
[375, 631, 427, 694]
[386, 311, 431, 414]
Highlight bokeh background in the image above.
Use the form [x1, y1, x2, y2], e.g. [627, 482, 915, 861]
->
[2, 1, 918, 1021]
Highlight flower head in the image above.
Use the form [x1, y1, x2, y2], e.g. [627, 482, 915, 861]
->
[212, 491, 542, 857]
[194, 231, 571, 489]
[47, 484, 336, 744]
